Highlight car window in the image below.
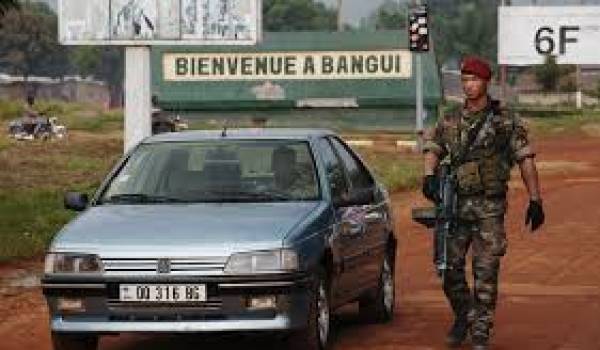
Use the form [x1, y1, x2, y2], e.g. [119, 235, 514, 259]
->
[316, 138, 348, 201]
[100, 140, 320, 203]
[328, 137, 374, 191]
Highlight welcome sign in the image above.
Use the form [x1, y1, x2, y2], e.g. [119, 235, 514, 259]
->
[163, 50, 412, 81]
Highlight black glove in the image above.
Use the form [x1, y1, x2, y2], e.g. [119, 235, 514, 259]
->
[525, 200, 545, 232]
[422, 175, 439, 203]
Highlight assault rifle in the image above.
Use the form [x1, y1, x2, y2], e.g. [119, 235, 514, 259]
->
[412, 164, 458, 280]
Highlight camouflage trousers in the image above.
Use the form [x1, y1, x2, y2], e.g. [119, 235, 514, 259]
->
[443, 215, 507, 340]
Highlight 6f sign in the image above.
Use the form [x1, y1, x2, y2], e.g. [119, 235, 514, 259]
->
[499, 6, 600, 65]
[535, 26, 579, 55]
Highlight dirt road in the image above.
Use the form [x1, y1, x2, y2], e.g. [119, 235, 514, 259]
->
[1, 135, 600, 350]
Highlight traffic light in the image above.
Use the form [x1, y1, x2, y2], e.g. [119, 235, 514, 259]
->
[408, 5, 430, 52]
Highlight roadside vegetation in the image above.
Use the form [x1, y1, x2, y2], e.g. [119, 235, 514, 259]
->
[0, 101, 122, 260]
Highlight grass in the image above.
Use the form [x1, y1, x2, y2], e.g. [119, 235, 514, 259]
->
[0, 100, 122, 260]
[357, 148, 423, 193]
[0, 190, 75, 260]
[0, 99, 123, 132]
[526, 109, 600, 136]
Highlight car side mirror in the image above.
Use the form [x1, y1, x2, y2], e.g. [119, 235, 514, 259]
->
[64, 192, 89, 212]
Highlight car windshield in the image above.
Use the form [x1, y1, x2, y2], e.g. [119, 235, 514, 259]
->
[99, 140, 321, 204]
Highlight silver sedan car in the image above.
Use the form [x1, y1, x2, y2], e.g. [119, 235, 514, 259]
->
[43, 129, 397, 350]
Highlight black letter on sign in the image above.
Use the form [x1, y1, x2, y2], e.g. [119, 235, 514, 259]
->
[176, 58, 188, 76]
[535, 27, 555, 55]
[560, 26, 579, 55]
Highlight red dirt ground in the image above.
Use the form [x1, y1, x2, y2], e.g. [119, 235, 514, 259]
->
[1, 134, 600, 350]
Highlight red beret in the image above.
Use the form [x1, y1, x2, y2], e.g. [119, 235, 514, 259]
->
[461, 56, 492, 81]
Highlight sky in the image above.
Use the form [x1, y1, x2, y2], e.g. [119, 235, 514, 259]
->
[39, 0, 600, 26]
[320, 0, 600, 25]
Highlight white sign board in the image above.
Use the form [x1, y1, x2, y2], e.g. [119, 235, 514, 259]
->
[58, 0, 262, 45]
[163, 50, 413, 81]
[498, 6, 600, 65]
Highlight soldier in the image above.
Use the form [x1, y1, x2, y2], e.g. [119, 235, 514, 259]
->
[422, 56, 545, 350]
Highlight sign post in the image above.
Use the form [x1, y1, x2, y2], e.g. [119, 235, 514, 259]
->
[124, 47, 152, 153]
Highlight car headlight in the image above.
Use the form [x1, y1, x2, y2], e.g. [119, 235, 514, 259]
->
[224, 249, 298, 274]
[44, 253, 103, 274]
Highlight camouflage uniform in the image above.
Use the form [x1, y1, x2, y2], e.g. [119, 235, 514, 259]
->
[423, 99, 534, 341]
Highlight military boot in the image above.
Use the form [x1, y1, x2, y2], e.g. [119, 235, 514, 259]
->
[472, 335, 489, 350]
[446, 316, 470, 347]
[471, 324, 490, 350]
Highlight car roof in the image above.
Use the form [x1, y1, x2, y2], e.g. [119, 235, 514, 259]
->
[144, 128, 337, 143]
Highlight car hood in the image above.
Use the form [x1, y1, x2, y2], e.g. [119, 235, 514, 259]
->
[51, 202, 321, 257]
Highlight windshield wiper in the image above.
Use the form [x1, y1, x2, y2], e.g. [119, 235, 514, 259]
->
[187, 189, 293, 202]
[221, 190, 293, 201]
[102, 194, 188, 204]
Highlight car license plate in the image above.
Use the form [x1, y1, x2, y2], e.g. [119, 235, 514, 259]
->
[119, 284, 207, 302]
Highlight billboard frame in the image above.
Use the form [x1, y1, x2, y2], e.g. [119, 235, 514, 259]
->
[58, 0, 262, 46]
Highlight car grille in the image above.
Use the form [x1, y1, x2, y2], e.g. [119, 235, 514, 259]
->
[107, 300, 224, 311]
[101, 257, 228, 276]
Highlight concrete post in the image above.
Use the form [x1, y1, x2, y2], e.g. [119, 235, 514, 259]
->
[124, 46, 152, 153]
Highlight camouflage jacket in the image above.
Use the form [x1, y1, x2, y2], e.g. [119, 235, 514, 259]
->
[424, 99, 534, 220]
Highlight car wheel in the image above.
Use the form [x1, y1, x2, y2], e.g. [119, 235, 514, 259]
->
[287, 268, 331, 350]
[359, 252, 395, 323]
[51, 333, 98, 350]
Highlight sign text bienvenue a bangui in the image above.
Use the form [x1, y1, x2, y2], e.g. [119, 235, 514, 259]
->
[163, 50, 412, 81]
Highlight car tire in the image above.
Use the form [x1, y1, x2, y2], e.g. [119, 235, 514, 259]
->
[359, 252, 395, 323]
[51, 332, 98, 350]
[287, 268, 331, 350]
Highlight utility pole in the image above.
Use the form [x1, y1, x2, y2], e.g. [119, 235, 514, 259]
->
[337, 0, 343, 32]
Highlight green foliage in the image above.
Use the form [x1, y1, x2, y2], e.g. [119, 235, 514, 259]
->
[0, 189, 75, 260]
[0, 2, 72, 82]
[0, 107, 122, 259]
[0, 99, 24, 121]
[71, 47, 124, 107]
[429, 0, 497, 66]
[0, 0, 18, 17]
[361, 0, 407, 31]
[526, 109, 600, 135]
[359, 149, 422, 192]
[263, 0, 337, 31]
[534, 55, 575, 93]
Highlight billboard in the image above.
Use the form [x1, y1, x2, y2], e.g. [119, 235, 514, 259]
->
[498, 6, 600, 65]
[58, 0, 261, 45]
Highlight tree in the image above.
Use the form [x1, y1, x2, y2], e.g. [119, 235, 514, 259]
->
[72, 47, 124, 107]
[0, 0, 18, 17]
[263, 0, 337, 31]
[428, 0, 497, 67]
[0, 2, 71, 93]
[534, 55, 574, 93]
[361, 0, 407, 31]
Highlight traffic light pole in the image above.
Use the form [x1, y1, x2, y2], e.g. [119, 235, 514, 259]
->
[415, 0, 424, 152]
[416, 52, 424, 151]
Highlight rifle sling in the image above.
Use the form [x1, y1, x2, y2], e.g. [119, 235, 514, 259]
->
[452, 102, 499, 166]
